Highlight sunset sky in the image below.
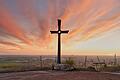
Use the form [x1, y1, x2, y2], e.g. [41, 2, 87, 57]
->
[0, 0, 120, 55]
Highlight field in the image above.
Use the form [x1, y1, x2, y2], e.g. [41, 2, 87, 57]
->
[0, 55, 54, 73]
[0, 55, 120, 72]
[0, 55, 120, 80]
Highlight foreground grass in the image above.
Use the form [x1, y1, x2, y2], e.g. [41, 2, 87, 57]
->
[0, 62, 52, 73]
[0, 62, 27, 72]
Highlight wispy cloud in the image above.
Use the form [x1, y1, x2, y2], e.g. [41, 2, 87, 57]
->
[0, 0, 120, 54]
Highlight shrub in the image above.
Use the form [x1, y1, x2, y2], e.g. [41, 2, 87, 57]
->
[64, 58, 75, 67]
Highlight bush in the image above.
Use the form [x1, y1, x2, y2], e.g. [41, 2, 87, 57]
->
[103, 66, 120, 72]
[64, 58, 75, 67]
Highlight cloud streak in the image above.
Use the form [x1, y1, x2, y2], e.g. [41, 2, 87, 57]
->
[0, 0, 120, 53]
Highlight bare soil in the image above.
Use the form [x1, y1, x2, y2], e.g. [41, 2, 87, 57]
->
[0, 71, 120, 80]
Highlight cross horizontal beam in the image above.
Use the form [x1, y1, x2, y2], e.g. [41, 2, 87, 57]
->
[61, 30, 69, 33]
[50, 31, 58, 34]
[50, 30, 69, 34]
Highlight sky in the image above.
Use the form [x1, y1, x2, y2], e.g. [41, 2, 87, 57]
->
[0, 0, 120, 55]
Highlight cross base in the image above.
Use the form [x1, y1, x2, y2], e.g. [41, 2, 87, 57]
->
[53, 64, 74, 71]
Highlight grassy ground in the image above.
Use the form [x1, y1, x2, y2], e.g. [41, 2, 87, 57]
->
[0, 62, 53, 73]
[0, 62, 28, 72]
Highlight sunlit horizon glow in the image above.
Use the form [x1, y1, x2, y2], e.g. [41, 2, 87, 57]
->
[0, 0, 120, 55]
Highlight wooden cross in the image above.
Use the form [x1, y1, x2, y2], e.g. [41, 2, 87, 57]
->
[50, 19, 69, 64]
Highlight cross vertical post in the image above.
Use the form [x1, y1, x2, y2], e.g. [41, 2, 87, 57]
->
[58, 19, 61, 64]
[50, 19, 69, 64]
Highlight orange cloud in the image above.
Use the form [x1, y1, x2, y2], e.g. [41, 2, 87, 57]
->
[0, 5, 31, 45]
[62, 0, 120, 43]
[0, 40, 21, 49]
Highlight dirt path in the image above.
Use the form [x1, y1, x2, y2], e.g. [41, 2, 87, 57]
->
[0, 71, 119, 80]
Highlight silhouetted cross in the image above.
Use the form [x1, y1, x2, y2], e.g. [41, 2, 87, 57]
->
[50, 19, 69, 64]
